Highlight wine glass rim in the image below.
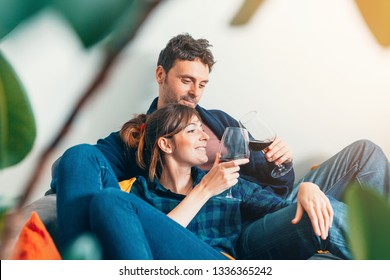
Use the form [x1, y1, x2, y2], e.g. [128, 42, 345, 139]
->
[223, 127, 249, 137]
[239, 110, 258, 124]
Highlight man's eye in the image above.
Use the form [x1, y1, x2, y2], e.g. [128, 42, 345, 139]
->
[188, 129, 195, 133]
[183, 79, 191, 84]
[199, 83, 206, 88]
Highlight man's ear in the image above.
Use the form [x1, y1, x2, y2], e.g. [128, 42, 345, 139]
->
[158, 137, 173, 154]
[156, 65, 165, 84]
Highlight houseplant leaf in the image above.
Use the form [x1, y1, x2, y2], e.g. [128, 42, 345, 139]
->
[0, 197, 16, 236]
[0, 51, 36, 169]
[0, 0, 53, 39]
[104, 0, 160, 57]
[345, 183, 390, 259]
[52, 0, 135, 48]
[62, 233, 102, 260]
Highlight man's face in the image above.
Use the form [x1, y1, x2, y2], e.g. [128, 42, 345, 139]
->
[156, 58, 210, 108]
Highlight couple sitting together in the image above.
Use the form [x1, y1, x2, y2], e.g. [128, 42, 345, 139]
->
[51, 33, 390, 260]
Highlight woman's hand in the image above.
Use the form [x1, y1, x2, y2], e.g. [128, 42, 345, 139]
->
[167, 154, 248, 227]
[291, 182, 334, 240]
[264, 137, 293, 166]
[198, 153, 249, 197]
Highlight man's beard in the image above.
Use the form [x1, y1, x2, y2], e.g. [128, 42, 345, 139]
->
[179, 95, 197, 106]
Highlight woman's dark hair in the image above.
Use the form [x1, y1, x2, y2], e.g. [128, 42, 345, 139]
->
[120, 104, 201, 180]
[157, 33, 216, 73]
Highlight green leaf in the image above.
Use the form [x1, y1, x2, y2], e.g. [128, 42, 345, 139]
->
[52, 0, 135, 48]
[0, 196, 17, 236]
[345, 183, 390, 259]
[104, 0, 159, 57]
[0, 0, 53, 39]
[62, 233, 102, 260]
[0, 51, 36, 169]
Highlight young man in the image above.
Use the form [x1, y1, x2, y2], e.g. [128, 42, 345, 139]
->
[51, 33, 390, 258]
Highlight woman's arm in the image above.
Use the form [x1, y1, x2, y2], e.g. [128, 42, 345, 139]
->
[167, 157, 249, 227]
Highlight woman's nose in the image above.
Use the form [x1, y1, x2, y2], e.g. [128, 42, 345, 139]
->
[201, 130, 210, 141]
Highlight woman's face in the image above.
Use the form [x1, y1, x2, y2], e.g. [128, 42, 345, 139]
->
[170, 115, 210, 166]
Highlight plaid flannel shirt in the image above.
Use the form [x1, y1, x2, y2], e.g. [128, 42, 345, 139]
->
[130, 167, 290, 258]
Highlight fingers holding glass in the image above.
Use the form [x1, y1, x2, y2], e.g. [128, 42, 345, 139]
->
[239, 111, 293, 178]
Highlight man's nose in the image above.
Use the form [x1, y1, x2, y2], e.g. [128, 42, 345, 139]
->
[189, 84, 200, 97]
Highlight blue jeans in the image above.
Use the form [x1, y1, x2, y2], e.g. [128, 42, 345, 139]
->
[289, 139, 390, 201]
[236, 197, 350, 259]
[90, 188, 228, 259]
[236, 139, 390, 259]
[53, 144, 226, 259]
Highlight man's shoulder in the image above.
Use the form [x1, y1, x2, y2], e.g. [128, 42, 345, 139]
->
[96, 131, 123, 151]
[197, 105, 235, 120]
[205, 108, 238, 125]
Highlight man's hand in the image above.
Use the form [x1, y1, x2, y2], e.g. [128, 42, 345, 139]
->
[291, 182, 334, 240]
[264, 137, 293, 166]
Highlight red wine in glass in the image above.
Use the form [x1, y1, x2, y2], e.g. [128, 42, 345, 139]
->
[216, 127, 250, 200]
[248, 140, 273, 151]
[239, 111, 293, 178]
[220, 155, 248, 162]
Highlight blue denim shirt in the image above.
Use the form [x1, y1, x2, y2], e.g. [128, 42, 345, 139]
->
[130, 166, 290, 258]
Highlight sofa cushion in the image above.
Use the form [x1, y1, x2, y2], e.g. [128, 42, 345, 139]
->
[20, 194, 58, 248]
[11, 211, 61, 260]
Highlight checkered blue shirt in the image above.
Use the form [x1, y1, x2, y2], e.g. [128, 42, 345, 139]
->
[130, 167, 290, 258]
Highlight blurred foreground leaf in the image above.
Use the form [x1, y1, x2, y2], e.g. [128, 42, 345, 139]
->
[355, 0, 390, 47]
[53, 0, 135, 48]
[230, 0, 265, 26]
[0, 0, 52, 39]
[345, 184, 390, 259]
[62, 233, 102, 260]
[0, 51, 36, 169]
[104, 0, 160, 56]
[0, 197, 16, 237]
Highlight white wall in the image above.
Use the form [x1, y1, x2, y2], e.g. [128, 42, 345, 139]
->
[1, 0, 390, 204]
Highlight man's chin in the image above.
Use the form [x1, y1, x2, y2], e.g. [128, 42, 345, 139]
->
[179, 100, 196, 108]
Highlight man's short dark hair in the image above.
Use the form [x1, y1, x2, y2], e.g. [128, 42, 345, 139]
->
[157, 33, 215, 73]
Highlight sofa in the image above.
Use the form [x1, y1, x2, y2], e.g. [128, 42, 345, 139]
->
[7, 187, 342, 260]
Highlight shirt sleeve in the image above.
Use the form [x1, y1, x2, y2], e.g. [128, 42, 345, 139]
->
[236, 178, 291, 220]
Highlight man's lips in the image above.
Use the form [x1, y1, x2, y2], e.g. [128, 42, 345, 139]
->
[180, 98, 196, 106]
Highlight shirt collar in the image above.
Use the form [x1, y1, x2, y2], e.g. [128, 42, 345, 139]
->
[149, 166, 206, 194]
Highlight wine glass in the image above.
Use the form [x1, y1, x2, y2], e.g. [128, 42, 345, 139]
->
[239, 110, 293, 178]
[217, 127, 250, 200]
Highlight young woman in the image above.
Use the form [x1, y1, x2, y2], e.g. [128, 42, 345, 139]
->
[87, 103, 351, 260]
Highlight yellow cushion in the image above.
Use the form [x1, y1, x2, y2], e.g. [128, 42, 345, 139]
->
[119, 177, 136, 193]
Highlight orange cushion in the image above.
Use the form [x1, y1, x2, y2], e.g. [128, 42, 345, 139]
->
[11, 211, 61, 260]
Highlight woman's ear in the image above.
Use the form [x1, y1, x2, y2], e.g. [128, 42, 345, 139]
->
[156, 65, 165, 84]
[158, 137, 173, 154]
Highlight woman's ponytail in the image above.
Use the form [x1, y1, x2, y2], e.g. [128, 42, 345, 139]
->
[120, 114, 147, 169]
